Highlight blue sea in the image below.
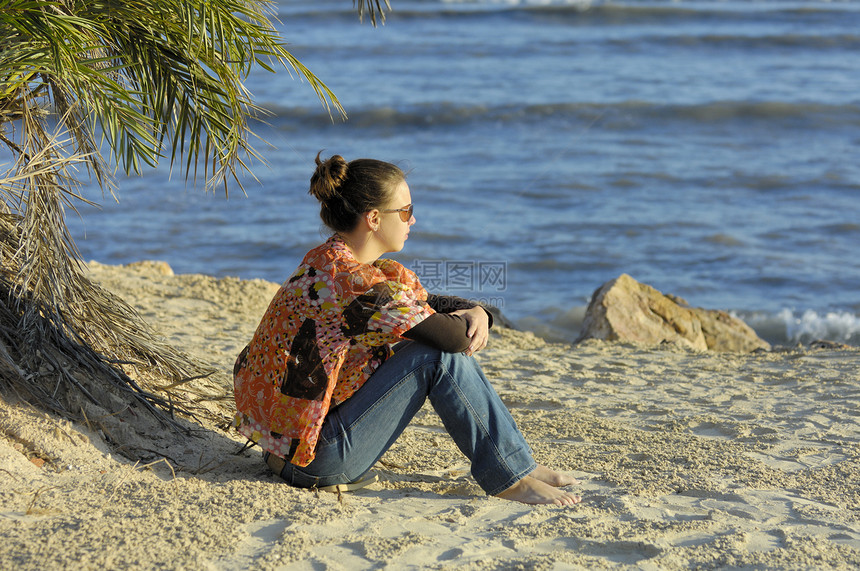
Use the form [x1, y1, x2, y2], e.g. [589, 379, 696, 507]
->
[68, 0, 860, 346]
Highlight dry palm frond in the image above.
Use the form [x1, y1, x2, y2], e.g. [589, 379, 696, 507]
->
[0, 97, 209, 430]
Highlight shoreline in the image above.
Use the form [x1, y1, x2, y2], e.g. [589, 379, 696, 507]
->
[1, 261, 858, 569]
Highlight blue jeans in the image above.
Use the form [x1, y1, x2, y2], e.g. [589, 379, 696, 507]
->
[266, 341, 536, 496]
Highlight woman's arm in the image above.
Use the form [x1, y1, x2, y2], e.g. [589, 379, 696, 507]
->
[403, 312, 472, 353]
[403, 295, 493, 355]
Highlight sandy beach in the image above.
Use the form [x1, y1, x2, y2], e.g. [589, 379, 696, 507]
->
[1, 261, 858, 570]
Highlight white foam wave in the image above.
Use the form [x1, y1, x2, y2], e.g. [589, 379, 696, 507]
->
[778, 309, 860, 345]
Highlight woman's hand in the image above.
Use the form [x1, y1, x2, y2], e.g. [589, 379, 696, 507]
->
[451, 306, 489, 356]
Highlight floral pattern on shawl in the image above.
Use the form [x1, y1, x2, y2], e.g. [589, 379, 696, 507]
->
[232, 235, 434, 466]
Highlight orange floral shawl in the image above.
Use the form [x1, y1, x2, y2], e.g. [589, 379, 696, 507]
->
[232, 235, 434, 466]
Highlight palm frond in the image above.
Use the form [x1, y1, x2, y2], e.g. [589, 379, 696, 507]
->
[1, 0, 346, 195]
[354, 0, 392, 26]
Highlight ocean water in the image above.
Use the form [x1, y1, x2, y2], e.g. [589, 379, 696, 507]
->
[67, 0, 860, 346]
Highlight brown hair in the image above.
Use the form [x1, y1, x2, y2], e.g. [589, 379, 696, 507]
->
[308, 152, 405, 233]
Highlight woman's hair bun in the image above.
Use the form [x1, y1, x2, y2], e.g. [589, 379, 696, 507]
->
[309, 152, 349, 201]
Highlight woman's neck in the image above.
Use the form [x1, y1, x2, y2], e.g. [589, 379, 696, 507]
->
[336, 230, 383, 265]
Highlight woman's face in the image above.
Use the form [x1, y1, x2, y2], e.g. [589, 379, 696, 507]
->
[377, 180, 415, 254]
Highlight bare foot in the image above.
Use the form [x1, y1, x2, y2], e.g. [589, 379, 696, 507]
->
[495, 476, 581, 506]
[531, 464, 580, 487]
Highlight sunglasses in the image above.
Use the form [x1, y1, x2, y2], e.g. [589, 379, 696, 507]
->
[381, 203, 413, 222]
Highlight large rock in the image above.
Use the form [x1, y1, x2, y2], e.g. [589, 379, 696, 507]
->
[576, 274, 770, 352]
[693, 307, 771, 353]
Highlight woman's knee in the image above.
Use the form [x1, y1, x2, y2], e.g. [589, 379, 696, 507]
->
[394, 339, 444, 366]
[392, 341, 485, 388]
[440, 348, 481, 371]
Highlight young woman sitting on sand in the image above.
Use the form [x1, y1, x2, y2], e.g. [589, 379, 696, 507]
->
[232, 153, 580, 506]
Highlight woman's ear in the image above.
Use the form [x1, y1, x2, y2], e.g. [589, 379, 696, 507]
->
[366, 210, 380, 231]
